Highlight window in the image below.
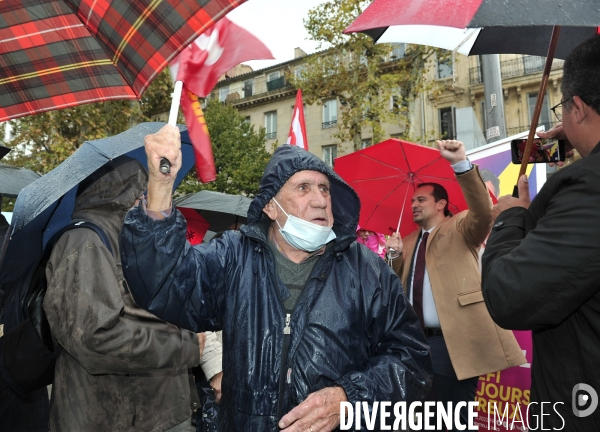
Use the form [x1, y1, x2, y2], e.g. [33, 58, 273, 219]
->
[361, 139, 372, 149]
[219, 85, 229, 102]
[244, 116, 251, 123]
[439, 107, 456, 139]
[265, 111, 277, 140]
[528, 92, 551, 131]
[391, 43, 406, 60]
[266, 71, 285, 91]
[390, 95, 401, 112]
[323, 145, 337, 167]
[243, 79, 253, 98]
[322, 99, 338, 128]
[437, 56, 453, 79]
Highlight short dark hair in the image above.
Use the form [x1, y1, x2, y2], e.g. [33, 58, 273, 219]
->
[561, 35, 600, 115]
[480, 168, 500, 196]
[416, 182, 451, 217]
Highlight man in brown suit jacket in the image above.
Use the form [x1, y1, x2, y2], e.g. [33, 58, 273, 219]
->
[386, 139, 525, 430]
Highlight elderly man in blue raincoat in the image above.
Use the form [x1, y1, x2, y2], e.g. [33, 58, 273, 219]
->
[120, 125, 431, 432]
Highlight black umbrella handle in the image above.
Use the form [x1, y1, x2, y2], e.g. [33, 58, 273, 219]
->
[159, 157, 171, 175]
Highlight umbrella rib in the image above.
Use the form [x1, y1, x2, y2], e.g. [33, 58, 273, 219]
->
[398, 142, 414, 174]
[363, 179, 411, 227]
[351, 153, 409, 174]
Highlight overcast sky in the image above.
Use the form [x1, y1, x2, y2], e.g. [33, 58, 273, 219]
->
[227, 0, 328, 70]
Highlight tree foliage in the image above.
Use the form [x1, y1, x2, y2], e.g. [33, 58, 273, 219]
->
[291, 0, 446, 150]
[176, 98, 270, 198]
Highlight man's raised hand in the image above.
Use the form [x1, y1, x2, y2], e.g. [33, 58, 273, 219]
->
[436, 140, 466, 165]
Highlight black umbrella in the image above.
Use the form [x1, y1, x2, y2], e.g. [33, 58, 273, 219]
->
[0, 163, 41, 198]
[0, 145, 9, 160]
[0, 122, 196, 284]
[175, 190, 252, 234]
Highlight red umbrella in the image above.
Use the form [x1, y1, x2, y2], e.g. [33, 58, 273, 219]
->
[334, 139, 495, 238]
[0, 0, 245, 122]
[178, 207, 210, 245]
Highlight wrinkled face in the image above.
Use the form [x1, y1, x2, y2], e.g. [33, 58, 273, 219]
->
[264, 170, 334, 228]
[411, 186, 445, 226]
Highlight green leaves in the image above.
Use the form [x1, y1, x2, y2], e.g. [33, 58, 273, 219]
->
[176, 99, 270, 198]
[292, 0, 446, 151]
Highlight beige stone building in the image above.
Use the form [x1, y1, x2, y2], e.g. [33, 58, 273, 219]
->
[206, 46, 564, 166]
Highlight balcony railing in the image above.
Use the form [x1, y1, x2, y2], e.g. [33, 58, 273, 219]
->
[210, 74, 292, 103]
[265, 132, 277, 140]
[506, 121, 558, 137]
[469, 56, 565, 85]
[322, 120, 338, 129]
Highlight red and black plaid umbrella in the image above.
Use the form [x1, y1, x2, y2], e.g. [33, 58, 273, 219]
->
[0, 0, 245, 122]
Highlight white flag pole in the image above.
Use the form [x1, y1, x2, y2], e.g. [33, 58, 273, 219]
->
[160, 80, 183, 174]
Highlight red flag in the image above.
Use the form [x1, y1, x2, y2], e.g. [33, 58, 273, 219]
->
[180, 87, 217, 182]
[170, 17, 274, 182]
[286, 90, 308, 150]
[178, 207, 210, 245]
[171, 18, 274, 97]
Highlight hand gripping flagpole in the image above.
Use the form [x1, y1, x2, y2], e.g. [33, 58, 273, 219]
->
[160, 80, 183, 174]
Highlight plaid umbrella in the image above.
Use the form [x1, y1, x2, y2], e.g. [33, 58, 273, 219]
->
[0, 0, 246, 122]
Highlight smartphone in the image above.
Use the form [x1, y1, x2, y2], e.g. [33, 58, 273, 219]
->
[511, 138, 566, 164]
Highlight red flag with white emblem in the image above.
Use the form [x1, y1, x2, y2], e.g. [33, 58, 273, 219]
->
[169, 17, 274, 182]
[286, 89, 308, 150]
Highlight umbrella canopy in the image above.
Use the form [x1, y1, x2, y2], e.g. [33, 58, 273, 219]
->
[0, 122, 195, 282]
[174, 190, 251, 234]
[0, 164, 41, 198]
[345, 0, 600, 59]
[334, 139, 489, 238]
[0, 0, 246, 122]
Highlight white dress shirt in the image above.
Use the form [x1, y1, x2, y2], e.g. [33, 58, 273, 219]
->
[407, 158, 473, 328]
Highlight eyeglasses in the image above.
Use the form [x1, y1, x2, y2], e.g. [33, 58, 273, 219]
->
[550, 99, 567, 122]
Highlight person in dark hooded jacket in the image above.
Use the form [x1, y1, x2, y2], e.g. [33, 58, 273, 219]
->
[43, 156, 203, 432]
[120, 126, 432, 432]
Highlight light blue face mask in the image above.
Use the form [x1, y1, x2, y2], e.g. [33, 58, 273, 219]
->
[273, 198, 336, 252]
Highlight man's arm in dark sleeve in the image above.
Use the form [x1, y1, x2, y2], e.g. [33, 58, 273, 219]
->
[120, 204, 233, 333]
[482, 174, 600, 330]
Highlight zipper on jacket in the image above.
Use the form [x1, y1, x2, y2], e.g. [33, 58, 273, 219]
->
[277, 313, 291, 420]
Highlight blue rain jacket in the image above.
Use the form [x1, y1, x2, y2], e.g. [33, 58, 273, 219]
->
[120, 145, 431, 431]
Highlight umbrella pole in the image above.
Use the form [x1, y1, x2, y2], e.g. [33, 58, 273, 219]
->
[159, 80, 184, 175]
[395, 186, 410, 234]
[513, 26, 562, 196]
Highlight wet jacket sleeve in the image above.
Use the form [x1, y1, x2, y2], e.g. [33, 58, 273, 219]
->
[335, 255, 432, 404]
[120, 205, 230, 333]
[43, 229, 200, 375]
[455, 165, 493, 248]
[482, 171, 600, 330]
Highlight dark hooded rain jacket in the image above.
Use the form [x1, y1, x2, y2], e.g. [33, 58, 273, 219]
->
[120, 145, 432, 431]
[44, 157, 200, 432]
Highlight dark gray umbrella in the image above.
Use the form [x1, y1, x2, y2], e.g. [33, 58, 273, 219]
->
[0, 122, 196, 283]
[0, 163, 41, 198]
[175, 190, 252, 234]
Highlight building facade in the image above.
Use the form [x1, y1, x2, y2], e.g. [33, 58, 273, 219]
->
[206, 46, 563, 166]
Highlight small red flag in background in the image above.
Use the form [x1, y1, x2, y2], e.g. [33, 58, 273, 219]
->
[178, 207, 210, 245]
[169, 18, 273, 182]
[286, 89, 308, 150]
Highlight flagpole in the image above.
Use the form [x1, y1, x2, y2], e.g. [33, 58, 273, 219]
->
[160, 80, 183, 174]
